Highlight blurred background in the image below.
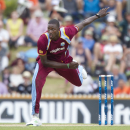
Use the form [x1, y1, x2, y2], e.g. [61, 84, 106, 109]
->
[0, 0, 130, 124]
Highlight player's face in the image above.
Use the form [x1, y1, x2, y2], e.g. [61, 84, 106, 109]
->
[48, 24, 59, 40]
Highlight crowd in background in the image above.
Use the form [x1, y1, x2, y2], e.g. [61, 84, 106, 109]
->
[0, 0, 130, 96]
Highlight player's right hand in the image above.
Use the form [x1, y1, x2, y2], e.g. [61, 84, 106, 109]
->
[69, 61, 79, 69]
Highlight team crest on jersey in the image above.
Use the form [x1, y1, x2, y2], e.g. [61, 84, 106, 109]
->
[61, 42, 65, 46]
[39, 50, 43, 53]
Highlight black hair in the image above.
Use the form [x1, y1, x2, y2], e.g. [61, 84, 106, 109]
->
[48, 19, 60, 28]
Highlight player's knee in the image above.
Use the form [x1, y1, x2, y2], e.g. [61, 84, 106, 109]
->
[75, 81, 82, 87]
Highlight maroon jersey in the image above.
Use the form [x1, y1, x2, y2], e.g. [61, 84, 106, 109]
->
[36, 26, 78, 63]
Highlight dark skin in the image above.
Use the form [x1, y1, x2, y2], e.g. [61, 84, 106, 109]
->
[40, 8, 109, 69]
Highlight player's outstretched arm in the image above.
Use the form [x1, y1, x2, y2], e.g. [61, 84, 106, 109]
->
[39, 55, 79, 69]
[75, 7, 109, 32]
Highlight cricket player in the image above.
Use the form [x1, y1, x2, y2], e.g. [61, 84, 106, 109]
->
[26, 8, 109, 126]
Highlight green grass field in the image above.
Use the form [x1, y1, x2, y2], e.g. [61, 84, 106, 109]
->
[0, 124, 130, 130]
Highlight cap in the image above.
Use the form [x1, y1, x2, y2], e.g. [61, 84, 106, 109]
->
[85, 30, 93, 35]
[107, 15, 116, 22]
[22, 71, 31, 78]
[109, 35, 119, 42]
[34, 10, 43, 17]
[64, 15, 73, 21]
[101, 35, 109, 41]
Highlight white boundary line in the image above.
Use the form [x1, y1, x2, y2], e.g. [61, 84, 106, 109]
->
[0, 124, 130, 127]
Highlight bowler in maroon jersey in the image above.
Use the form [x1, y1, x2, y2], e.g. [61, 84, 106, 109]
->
[26, 7, 109, 126]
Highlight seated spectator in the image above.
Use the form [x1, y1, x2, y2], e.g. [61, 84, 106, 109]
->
[10, 58, 26, 74]
[0, 20, 9, 50]
[114, 79, 130, 95]
[104, 35, 123, 72]
[81, 30, 95, 53]
[50, 0, 67, 22]
[25, 9, 48, 46]
[93, 35, 109, 67]
[109, 64, 127, 88]
[83, 0, 100, 16]
[0, 81, 8, 95]
[17, 71, 32, 94]
[0, 37, 9, 72]
[2, 67, 10, 87]
[9, 66, 24, 93]
[63, 0, 84, 23]
[119, 12, 130, 37]
[63, 0, 78, 14]
[67, 75, 98, 94]
[71, 37, 92, 69]
[104, 15, 121, 37]
[7, 11, 24, 48]
[64, 15, 73, 26]
[116, 0, 127, 22]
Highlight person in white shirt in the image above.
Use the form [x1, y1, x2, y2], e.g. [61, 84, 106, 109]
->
[104, 35, 123, 72]
[0, 20, 9, 49]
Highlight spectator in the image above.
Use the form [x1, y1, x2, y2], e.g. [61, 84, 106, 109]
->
[10, 58, 26, 74]
[109, 64, 127, 88]
[104, 15, 121, 37]
[0, 0, 6, 13]
[0, 81, 8, 95]
[93, 35, 109, 67]
[104, 35, 123, 72]
[2, 67, 10, 87]
[83, 0, 100, 16]
[71, 37, 91, 69]
[50, 0, 67, 22]
[63, 0, 84, 22]
[0, 20, 9, 50]
[116, 0, 127, 22]
[120, 25, 130, 83]
[114, 79, 130, 95]
[9, 66, 24, 93]
[63, 0, 78, 14]
[17, 71, 32, 94]
[64, 15, 73, 26]
[7, 11, 24, 48]
[0, 37, 9, 73]
[120, 12, 130, 38]
[67, 75, 98, 94]
[25, 9, 48, 46]
[81, 30, 95, 53]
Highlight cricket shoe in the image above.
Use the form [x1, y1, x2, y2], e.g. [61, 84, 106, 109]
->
[26, 117, 42, 126]
[82, 67, 87, 79]
[73, 59, 87, 79]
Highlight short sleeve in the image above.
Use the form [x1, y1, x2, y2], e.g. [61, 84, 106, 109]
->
[37, 34, 48, 56]
[64, 26, 78, 40]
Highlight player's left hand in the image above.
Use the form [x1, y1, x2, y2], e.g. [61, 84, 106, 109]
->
[98, 7, 109, 18]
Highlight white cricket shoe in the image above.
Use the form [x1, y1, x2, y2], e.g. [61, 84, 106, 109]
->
[82, 68, 87, 79]
[26, 117, 42, 126]
[73, 59, 87, 79]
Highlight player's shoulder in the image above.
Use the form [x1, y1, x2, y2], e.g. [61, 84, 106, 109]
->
[38, 32, 48, 45]
[39, 32, 48, 41]
[63, 25, 79, 32]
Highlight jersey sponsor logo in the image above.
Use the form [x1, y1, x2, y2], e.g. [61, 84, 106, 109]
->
[50, 47, 65, 53]
[61, 42, 65, 46]
[39, 50, 43, 54]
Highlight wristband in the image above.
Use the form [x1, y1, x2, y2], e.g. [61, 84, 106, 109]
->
[96, 13, 100, 18]
[67, 63, 69, 68]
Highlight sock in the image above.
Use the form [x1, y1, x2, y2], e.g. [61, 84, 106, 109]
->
[33, 113, 39, 118]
